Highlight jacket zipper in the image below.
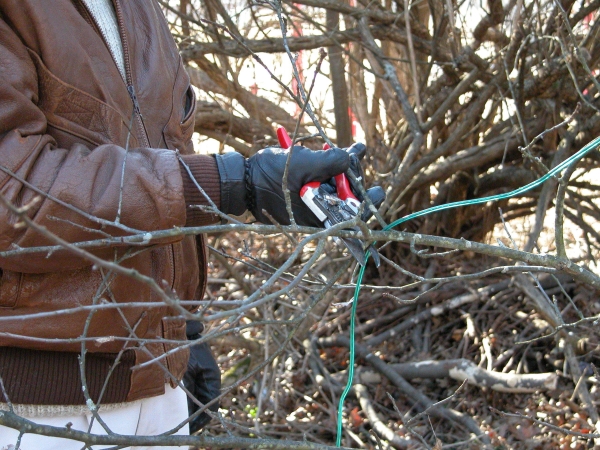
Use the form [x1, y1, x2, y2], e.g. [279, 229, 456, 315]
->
[76, 0, 151, 148]
[111, 0, 151, 148]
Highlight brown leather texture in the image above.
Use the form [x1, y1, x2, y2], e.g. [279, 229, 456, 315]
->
[0, 0, 215, 403]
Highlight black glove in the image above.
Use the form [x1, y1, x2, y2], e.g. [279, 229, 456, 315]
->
[215, 143, 384, 226]
[183, 321, 221, 433]
[215, 145, 349, 226]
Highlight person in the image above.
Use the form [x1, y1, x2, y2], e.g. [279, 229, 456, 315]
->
[0, 0, 382, 449]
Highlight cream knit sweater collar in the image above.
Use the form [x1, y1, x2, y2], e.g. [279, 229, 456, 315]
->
[81, 0, 126, 80]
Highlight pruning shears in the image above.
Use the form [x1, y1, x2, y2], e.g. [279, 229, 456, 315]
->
[276, 127, 380, 267]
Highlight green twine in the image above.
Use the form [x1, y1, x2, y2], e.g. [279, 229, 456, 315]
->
[335, 135, 600, 446]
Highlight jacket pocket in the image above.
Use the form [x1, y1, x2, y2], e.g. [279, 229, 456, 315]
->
[161, 316, 190, 388]
[180, 83, 197, 139]
[163, 57, 196, 154]
[0, 269, 22, 308]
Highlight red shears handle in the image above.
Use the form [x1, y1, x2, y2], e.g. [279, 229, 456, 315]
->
[276, 127, 293, 149]
[276, 127, 358, 202]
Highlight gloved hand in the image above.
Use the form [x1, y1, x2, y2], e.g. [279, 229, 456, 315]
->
[215, 143, 384, 226]
[183, 321, 221, 434]
[248, 145, 358, 226]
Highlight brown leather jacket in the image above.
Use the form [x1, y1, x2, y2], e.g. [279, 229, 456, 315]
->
[0, 0, 221, 405]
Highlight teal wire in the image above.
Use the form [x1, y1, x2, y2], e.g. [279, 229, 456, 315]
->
[335, 135, 600, 446]
[335, 270, 362, 447]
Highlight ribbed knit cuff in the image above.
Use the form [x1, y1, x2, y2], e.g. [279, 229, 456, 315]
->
[214, 152, 248, 216]
[179, 154, 221, 227]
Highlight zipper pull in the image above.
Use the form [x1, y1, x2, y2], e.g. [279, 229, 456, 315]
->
[127, 85, 141, 116]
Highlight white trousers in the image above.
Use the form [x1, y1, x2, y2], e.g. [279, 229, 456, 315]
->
[0, 385, 189, 450]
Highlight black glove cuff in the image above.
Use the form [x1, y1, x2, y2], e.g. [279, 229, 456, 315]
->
[215, 152, 247, 216]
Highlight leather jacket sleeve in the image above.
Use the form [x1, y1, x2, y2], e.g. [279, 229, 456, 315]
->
[0, 17, 195, 273]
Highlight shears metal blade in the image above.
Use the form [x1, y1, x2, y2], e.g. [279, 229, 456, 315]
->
[276, 127, 380, 267]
